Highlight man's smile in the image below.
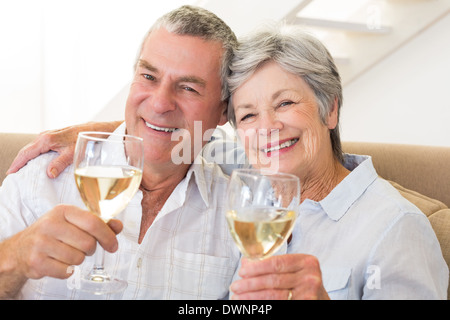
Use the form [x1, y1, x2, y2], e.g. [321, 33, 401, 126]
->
[145, 121, 179, 133]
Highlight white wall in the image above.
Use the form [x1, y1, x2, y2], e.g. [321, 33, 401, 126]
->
[0, 1, 43, 133]
[340, 12, 450, 147]
[0, 0, 193, 133]
[1, 2, 449, 148]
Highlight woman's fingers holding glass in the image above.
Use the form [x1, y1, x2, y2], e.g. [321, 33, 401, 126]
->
[231, 254, 330, 300]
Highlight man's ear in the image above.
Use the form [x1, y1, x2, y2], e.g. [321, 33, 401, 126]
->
[218, 102, 228, 126]
[327, 98, 339, 130]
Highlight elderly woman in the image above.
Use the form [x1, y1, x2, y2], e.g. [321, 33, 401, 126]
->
[225, 25, 448, 300]
[6, 25, 448, 300]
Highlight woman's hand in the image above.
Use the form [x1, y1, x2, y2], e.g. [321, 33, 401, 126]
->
[6, 121, 123, 178]
[230, 254, 330, 300]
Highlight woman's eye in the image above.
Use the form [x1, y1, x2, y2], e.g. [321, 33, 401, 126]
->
[279, 101, 294, 108]
[240, 113, 255, 122]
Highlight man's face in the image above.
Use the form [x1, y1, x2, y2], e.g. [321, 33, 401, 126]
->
[125, 28, 227, 167]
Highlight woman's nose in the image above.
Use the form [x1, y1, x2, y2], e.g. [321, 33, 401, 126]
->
[258, 111, 283, 136]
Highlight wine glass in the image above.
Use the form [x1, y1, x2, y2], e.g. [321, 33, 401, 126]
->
[225, 169, 300, 260]
[73, 131, 144, 294]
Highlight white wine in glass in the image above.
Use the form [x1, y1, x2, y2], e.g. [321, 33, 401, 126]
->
[75, 166, 142, 222]
[226, 169, 300, 260]
[73, 132, 143, 294]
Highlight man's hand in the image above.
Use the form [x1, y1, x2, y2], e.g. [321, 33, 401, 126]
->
[0, 205, 123, 298]
[6, 121, 123, 179]
[230, 254, 330, 300]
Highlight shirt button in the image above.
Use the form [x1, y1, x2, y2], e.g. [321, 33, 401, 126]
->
[137, 258, 142, 268]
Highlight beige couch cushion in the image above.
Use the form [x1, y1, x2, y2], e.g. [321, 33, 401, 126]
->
[389, 180, 448, 217]
[343, 142, 450, 207]
[429, 209, 450, 299]
[429, 209, 450, 263]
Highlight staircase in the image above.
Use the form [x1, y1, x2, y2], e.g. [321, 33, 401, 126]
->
[201, 0, 450, 85]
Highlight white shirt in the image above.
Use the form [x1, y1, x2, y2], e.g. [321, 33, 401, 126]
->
[0, 126, 241, 300]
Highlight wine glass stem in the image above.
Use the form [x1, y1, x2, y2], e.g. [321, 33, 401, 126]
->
[89, 243, 110, 282]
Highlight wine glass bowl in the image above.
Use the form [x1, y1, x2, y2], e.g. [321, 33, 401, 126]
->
[225, 169, 300, 260]
[73, 131, 143, 294]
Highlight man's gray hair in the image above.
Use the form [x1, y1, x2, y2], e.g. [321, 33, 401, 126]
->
[227, 24, 344, 163]
[138, 5, 237, 102]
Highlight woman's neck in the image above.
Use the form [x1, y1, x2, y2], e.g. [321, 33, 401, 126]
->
[301, 158, 350, 203]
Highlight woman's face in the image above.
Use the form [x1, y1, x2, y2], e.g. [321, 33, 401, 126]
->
[232, 61, 338, 178]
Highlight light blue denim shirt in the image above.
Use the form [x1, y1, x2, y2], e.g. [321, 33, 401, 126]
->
[208, 127, 448, 300]
[284, 153, 448, 299]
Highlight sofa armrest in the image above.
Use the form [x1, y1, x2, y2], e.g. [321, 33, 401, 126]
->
[343, 142, 450, 208]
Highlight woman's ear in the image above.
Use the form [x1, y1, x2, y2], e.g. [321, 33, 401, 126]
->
[327, 98, 339, 130]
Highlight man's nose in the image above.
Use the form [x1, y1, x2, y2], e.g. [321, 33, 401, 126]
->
[150, 82, 176, 113]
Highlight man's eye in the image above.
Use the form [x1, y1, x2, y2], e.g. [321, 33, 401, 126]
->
[182, 86, 198, 94]
[143, 74, 155, 81]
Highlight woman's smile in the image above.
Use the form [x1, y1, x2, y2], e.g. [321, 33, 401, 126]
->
[260, 137, 299, 156]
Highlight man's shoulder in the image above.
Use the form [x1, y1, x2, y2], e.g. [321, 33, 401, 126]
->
[6, 151, 74, 191]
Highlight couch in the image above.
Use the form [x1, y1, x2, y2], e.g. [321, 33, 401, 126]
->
[0, 133, 449, 299]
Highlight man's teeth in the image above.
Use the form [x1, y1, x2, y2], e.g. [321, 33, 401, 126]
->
[145, 122, 178, 133]
[263, 138, 299, 153]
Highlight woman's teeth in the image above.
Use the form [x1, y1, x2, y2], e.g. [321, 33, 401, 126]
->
[145, 122, 178, 133]
[263, 138, 299, 153]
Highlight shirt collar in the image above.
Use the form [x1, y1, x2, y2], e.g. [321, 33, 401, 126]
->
[137, 154, 212, 219]
[317, 154, 378, 221]
[118, 122, 211, 210]
[184, 156, 211, 207]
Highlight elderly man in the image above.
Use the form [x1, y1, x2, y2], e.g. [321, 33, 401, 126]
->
[0, 5, 241, 299]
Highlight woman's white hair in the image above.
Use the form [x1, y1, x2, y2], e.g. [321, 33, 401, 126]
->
[227, 23, 344, 162]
